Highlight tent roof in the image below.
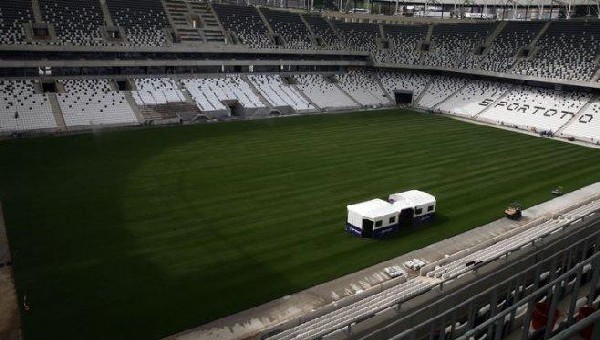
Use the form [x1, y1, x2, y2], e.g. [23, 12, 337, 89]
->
[389, 190, 436, 209]
[347, 199, 397, 219]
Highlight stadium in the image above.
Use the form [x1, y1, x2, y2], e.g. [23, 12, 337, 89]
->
[2, 0, 600, 339]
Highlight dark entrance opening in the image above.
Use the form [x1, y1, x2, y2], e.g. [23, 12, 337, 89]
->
[41, 81, 57, 93]
[399, 208, 414, 226]
[362, 219, 373, 238]
[32, 23, 50, 39]
[394, 90, 413, 105]
[420, 41, 430, 52]
[106, 27, 122, 40]
[116, 80, 130, 91]
[518, 46, 532, 58]
[225, 101, 244, 116]
[474, 44, 486, 55]
[273, 35, 285, 46]
[314, 36, 324, 47]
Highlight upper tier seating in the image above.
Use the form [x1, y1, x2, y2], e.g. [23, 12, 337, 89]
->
[181, 76, 266, 113]
[40, 0, 105, 46]
[332, 21, 380, 52]
[478, 21, 544, 73]
[423, 23, 496, 69]
[375, 24, 427, 65]
[513, 21, 600, 81]
[336, 70, 389, 106]
[478, 85, 591, 132]
[213, 4, 274, 49]
[377, 71, 431, 100]
[417, 75, 467, 109]
[247, 74, 315, 112]
[261, 8, 313, 49]
[295, 74, 358, 110]
[437, 80, 513, 117]
[561, 101, 600, 143]
[106, 0, 169, 46]
[0, 80, 56, 133]
[0, 2, 33, 45]
[302, 14, 343, 49]
[57, 79, 138, 127]
[132, 78, 186, 105]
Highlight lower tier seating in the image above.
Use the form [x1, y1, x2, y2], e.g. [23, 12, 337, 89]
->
[478, 86, 591, 133]
[0, 80, 56, 133]
[132, 78, 186, 105]
[247, 74, 315, 112]
[294, 74, 358, 110]
[417, 76, 467, 109]
[181, 76, 265, 114]
[58, 79, 138, 127]
[336, 70, 390, 107]
[437, 80, 513, 117]
[377, 71, 431, 102]
[561, 101, 600, 143]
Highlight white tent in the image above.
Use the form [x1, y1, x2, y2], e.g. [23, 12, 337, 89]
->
[389, 190, 436, 221]
[346, 199, 399, 238]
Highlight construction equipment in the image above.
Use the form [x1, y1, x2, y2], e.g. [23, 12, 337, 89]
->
[551, 186, 564, 196]
[505, 201, 522, 220]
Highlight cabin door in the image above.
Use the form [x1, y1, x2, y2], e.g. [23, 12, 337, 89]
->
[399, 208, 414, 226]
[362, 219, 373, 238]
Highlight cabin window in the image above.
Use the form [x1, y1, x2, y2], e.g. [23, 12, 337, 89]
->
[375, 220, 383, 228]
[415, 208, 423, 215]
[428, 205, 434, 212]
[389, 216, 396, 223]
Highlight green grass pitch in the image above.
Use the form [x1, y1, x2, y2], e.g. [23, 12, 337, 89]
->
[2, 110, 600, 339]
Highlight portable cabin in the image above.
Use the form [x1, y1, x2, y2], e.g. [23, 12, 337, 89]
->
[389, 190, 436, 225]
[346, 199, 399, 238]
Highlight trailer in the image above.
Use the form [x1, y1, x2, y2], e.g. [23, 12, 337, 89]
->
[389, 190, 436, 225]
[346, 190, 436, 238]
[346, 199, 399, 238]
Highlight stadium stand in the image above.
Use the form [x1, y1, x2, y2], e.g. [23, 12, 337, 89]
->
[417, 75, 467, 109]
[478, 85, 591, 132]
[0, 80, 56, 133]
[267, 197, 600, 340]
[106, 0, 169, 46]
[375, 24, 427, 65]
[478, 21, 544, 73]
[437, 80, 513, 117]
[0, 2, 33, 45]
[181, 76, 266, 115]
[426, 200, 600, 280]
[39, 0, 106, 46]
[212, 3, 274, 48]
[295, 74, 358, 110]
[57, 79, 138, 127]
[336, 70, 390, 107]
[247, 74, 315, 112]
[132, 78, 186, 105]
[422, 23, 496, 69]
[513, 21, 600, 81]
[302, 14, 344, 49]
[561, 100, 600, 143]
[331, 21, 380, 52]
[377, 71, 431, 100]
[260, 8, 313, 49]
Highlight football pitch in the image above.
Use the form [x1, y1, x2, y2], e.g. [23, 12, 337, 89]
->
[2, 110, 600, 339]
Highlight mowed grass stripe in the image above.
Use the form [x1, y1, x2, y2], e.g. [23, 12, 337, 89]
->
[1, 110, 600, 340]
